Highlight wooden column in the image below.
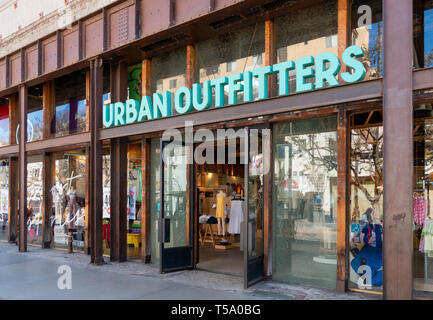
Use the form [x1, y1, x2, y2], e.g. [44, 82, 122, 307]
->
[41, 152, 54, 248]
[142, 58, 152, 96]
[8, 94, 18, 145]
[109, 60, 128, 262]
[265, 19, 275, 97]
[141, 137, 151, 263]
[110, 137, 128, 262]
[383, 0, 413, 300]
[42, 80, 55, 139]
[90, 58, 104, 265]
[18, 85, 27, 252]
[336, 106, 350, 292]
[8, 156, 18, 243]
[338, 0, 351, 80]
[186, 44, 196, 88]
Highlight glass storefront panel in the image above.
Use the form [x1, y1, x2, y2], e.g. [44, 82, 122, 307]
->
[150, 138, 161, 265]
[27, 86, 43, 142]
[413, 104, 433, 296]
[53, 71, 87, 138]
[127, 142, 142, 259]
[275, 0, 338, 93]
[349, 111, 383, 292]
[102, 150, 111, 256]
[0, 103, 9, 147]
[27, 156, 43, 245]
[0, 160, 8, 241]
[151, 47, 186, 115]
[53, 150, 86, 251]
[196, 22, 265, 104]
[273, 116, 338, 288]
[351, 0, 383, 80]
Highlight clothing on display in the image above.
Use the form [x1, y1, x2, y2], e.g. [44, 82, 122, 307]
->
[421, 219, 433, 257]
[216, 191, 227, 236]
[414, 194, 426, 226]
[228, 200, 244, 234]
[67, 188, 78, 230]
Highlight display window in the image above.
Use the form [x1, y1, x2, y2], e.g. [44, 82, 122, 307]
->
[52, 150, 86, 251]
[27, 86, 43, 142]
[127, 142, 142, 260]
[272, 116, 338, 288]
[53, 71, 87, 138]
[0, 103, 9, 147]
[27, 156, 43, 245]
[348, 111, 383, 292]
[102, 149, 111, 256]
[0, 160, 8, 242]
[413, 102, 433, 296]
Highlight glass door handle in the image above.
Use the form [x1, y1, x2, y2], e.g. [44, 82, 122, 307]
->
[159, 218, 171, 243]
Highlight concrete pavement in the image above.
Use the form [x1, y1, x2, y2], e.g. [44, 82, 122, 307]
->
[0, 241, 375, 300]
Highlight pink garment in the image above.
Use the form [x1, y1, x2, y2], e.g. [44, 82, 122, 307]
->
[414, 195, 426, 226]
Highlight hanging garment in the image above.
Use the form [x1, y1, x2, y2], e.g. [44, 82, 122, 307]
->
[422, 220, 433, 257]
[414, 195, 426, 226]
[228, 200, 244, 234]
[216, 192, 226, 219]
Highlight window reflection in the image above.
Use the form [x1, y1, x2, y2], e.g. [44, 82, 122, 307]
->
[0, 103, 9, 147]
[27, 157, 43, 245]
[273, 116, 338, 289]
[349, 111, 383, 292]
[0, 160, 8, 242]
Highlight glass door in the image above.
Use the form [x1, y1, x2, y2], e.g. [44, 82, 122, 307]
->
[244, 127, 267, 288]
[159, 138, 194, 273]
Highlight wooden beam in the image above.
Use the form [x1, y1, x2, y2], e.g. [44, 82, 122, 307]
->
[264, 19, 275, 97]
[383, 0, 413, 300]
[186, 44, 196, 89]
[141, 137, 151, 263]
[85, 70, 90, 131]
[142, 58, 151, 97]
[336, 106, 349, 293]
[18, 85, 27, 252]
[43, 80, 55, 139]
[338, 0, 351, 81]
[41, 152, 54, 248]
[8, 156, 18, 243]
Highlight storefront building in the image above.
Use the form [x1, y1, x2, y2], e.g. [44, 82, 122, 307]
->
[0, 0, 432, 299]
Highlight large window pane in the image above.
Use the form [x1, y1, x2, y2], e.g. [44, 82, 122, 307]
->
[0, 103, 9, 146]
[351, 0, 383, 79]
[196, 22, 265, 104]
[53, 150, 86, 251]
[27, 157, 43, 245]
[349, 111, 383, 292]
[275, 0, 338, 93]
[27, 86, 43, 142]
[273, 116, 338, 288]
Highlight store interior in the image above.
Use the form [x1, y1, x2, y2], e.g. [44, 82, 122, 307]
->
[195, 136, 250, 277]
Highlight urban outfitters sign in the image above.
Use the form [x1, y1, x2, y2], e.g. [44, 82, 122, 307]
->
[103, 45, 366, 128]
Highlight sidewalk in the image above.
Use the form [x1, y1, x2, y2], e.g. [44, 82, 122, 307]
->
[0, 241, 377, 300]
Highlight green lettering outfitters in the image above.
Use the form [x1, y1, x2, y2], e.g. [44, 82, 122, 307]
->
[103, 45, 366, 128]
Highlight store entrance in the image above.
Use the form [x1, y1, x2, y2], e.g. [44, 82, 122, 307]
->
[195, 140, 246, 277]
[159, 126, 267, 288]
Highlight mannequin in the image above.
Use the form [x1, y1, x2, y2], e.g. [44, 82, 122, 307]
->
[216, 190, 226, 236]
[67, 186, 78, 230]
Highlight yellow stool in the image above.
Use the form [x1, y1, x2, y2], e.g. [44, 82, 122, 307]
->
[127, 233, 141, 248]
